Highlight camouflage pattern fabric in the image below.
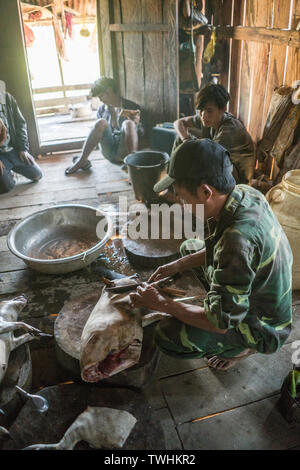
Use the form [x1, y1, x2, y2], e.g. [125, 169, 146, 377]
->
[172, 112, 255, 184]
[154, 185, 293, 359]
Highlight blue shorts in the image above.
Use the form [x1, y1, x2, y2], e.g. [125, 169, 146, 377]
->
[100, 125, 126, 164]
[0, 149, 43, 194]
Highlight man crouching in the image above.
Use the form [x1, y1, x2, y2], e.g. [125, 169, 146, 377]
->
[0, 81, 42, 194]
[130, 139, 293, 370]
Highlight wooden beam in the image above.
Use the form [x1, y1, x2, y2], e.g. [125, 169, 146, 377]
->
[199, 25, 300, 48]
[109, 23, 170, 33]
[34, 95, 88, 108]
[21, 0, 80, 16]
[33, 83, 92, 94]
[25, 16, 95, 25]
[220, 25, 300, 48]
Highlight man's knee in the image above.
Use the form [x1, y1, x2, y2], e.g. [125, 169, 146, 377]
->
[180, 240, 189, 257]
[154, 317, 204, 358]
[0, 174, 15, 194]
[154, 316, 180, 348]
[94, 118, 108, 134]
[21, 163, 43, 183]
[31, 172, 43, 182]
[121, 119, 137, 134]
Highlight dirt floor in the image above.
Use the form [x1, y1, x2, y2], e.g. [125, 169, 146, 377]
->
[0, 149, 300, 450]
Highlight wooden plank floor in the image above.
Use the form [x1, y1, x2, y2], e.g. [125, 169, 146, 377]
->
[37, 113, 98, 143]
[0, 150, 300, 450]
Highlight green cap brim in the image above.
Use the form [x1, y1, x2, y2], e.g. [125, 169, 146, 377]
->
[153, 175, 175, 193]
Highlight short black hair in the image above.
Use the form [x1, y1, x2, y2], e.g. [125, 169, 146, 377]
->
[195, 83, 230, 110]
[175, 174, 235, 196]
[90, 77, 117, 97]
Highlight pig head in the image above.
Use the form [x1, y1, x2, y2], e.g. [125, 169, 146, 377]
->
[80, 281, 143, 383]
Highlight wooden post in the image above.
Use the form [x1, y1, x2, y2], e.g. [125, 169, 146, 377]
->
[53, 19, 69, 114]
[0, 0, 40, 155]
[285, 0, 300, 85]
[96, 0, 105, 76]
[228, 0, 244, 118]
[98, 0, 113, 77]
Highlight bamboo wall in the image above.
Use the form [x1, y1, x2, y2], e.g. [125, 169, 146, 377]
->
[209, 0, 300, 143]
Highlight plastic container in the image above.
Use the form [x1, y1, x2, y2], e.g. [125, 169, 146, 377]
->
[266, 169, 300, 289]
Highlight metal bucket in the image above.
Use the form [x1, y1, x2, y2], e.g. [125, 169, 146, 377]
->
[124, 151, 169, 204]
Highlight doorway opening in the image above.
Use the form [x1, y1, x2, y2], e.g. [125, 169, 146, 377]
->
[20, 1, 101, 151]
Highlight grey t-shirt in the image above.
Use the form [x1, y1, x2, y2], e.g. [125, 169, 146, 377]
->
[191, 112, 255, 184]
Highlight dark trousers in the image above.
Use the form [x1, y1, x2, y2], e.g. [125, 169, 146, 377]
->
[154, 239, 250, 360]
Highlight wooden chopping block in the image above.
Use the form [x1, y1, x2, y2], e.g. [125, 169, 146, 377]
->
[121, 216, 185, 269]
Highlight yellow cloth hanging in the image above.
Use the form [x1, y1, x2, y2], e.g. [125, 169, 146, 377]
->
[203, 27, 216, 64]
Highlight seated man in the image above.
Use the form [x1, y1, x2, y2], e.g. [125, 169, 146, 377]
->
[130, 139, 293, 370]
[0, 82, 42, 195]
[173, 83, 255, 184]
[65, 77, 144, 174]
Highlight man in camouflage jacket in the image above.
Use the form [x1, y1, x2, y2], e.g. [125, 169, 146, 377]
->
[129, 139, 293, 370]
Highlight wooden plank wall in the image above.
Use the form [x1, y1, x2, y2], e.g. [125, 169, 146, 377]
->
[100, 0, 179, 131]
[211, 0, 300, 144]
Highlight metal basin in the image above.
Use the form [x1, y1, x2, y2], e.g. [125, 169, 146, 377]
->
[7, 204, 113, 274]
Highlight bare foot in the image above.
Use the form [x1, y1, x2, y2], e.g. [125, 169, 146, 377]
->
[65, 156, 92, 175]
[206, 349, 256, 371]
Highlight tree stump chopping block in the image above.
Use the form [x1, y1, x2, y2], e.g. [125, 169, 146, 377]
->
[3, 383, 166, 450]
[121, 217, 185, 269]
[54, 290, 160, 389]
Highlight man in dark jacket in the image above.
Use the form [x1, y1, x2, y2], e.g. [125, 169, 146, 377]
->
[0, 82, 42, 194]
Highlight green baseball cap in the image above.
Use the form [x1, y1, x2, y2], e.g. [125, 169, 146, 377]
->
[153, 138, 235, 193]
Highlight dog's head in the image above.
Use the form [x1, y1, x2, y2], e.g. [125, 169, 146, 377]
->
[0, 294, 28, 319]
